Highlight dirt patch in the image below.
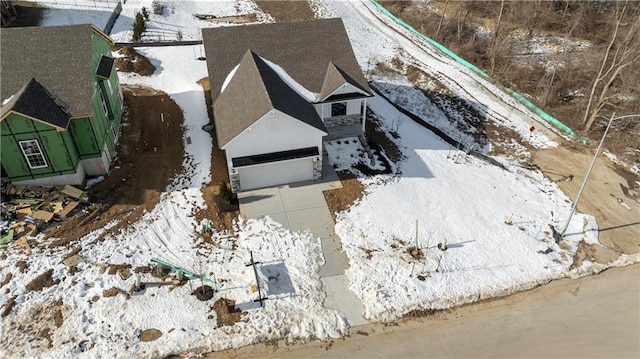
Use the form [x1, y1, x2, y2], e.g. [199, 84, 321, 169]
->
[25, 269, 59, 292]
[323, 172, 366, 222]
[45, 85, 186, 245]
[1, 272, 13, 289]
[1, 295, 17, 317]
[194, 78, 239, 234]
[103, 287, 128, 298]
[15, 260, 28, 273]
[255, 1, 316, 22]
[196, 13, 258, 24]
[213, 298, 246, 327]
[533, 146, 640, 263]
[3, 297, 67, 352]
[407, 246, 424, 260]
[53, 306, 64, 328]
[106, 263, 132, 275]
[365, 110, 404, 164]
[139, 328, 163, 342]
[192, 285, 214, 301]
[113, 46, 156, 76]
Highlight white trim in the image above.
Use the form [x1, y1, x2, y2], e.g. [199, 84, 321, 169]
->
[106, 79, 115, 97]
[109, 121, 118, 143]
[320, 82, 370, 102]
[99, 87, 109, 117]
[18, 139, 48, 169]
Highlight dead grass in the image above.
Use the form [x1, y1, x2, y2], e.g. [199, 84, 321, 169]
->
[255, 1, 315, 22]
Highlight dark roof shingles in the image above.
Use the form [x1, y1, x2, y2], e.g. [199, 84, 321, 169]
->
[1, 24, 96, 118]
[213, 50, 326, 147]
[8, 78, 71, 128]
[202, 18, 371, 102]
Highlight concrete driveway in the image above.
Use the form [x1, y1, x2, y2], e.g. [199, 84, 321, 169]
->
[237, 159, 368, 326]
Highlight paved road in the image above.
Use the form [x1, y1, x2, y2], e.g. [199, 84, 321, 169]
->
[210, 264, 639, 358]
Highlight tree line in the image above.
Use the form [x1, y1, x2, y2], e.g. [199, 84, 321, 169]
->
[382, 0, 640, 136]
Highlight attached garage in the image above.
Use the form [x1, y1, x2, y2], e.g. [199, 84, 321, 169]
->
[238, 157, 313, 190]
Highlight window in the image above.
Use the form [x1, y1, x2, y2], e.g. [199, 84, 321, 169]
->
[109, 121, 118, 143]
[19, 140, 48, 169]
[106, 79, 114, 95]
[117, 85, 124, 109]
[331, 102, 347, 117]
[99, 87, 109, 118]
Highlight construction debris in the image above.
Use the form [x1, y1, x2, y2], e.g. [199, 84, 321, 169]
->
[0, 183, 96, 244]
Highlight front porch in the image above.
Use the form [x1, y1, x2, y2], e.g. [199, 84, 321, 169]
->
[323, 114, 364, 140]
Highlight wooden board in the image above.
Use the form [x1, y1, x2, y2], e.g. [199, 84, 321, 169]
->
[53, 201, 63, 214]
[33, 210, 54, 222]
[58, 201, 80, 218]
[15, 207, 32, 215]
[61, 185, 86, 199]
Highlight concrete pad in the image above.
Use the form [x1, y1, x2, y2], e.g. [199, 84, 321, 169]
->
[321, 274, 368, 327]
[238, 188, 283, 217]
[263, 212, 290, 230]
[319, 236, 349, 277]
[279, 185, 327, 211]
[286, 206, 335, 238]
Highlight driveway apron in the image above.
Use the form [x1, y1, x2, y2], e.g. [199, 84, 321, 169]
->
[238, 171, 368, 326]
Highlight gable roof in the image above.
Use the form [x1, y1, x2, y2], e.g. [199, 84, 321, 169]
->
[214, 50, 327, 147]
[202, 18, 371, 102]
[1, 24, 113, 119]
[1, 78, 71, 129]
[319, 61, 371, 101]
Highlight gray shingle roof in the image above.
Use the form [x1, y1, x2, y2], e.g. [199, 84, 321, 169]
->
[202, 18, 371, 103]
[214, 50, 327, 147]
[319, 61, 370, 101]
[1, 24, 104, 119]
[2, 78, 71, 129]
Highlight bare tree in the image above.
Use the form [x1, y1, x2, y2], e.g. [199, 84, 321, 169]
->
[489, 0, 505, 76]
[436, 0, 450, 38]
[582, 1, 640, 132]
[543, 3, 586, 107]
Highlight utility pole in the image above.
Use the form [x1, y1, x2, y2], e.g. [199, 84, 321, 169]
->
[560, 113, 640, 237]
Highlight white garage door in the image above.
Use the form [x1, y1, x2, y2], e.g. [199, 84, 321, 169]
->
[238, 157, 313, 191]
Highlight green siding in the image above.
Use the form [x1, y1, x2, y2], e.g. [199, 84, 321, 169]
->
[89, 30, 122, 158]
[0, 113, 80, 181]
[0, 28, 124, 183]
[69, 117, 99, 157]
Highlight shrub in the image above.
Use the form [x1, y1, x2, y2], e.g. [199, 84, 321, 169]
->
[132, 12, 146, 42]
[141, 6, 150, 21]
[219, 182, 232, 204]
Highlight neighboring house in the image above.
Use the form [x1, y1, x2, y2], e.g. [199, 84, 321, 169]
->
[1, 24, 124, 186]
[0, 0, 17, 28]
[202, 18, 372, 192]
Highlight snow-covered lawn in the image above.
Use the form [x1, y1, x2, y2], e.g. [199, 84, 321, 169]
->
[3, 1, 639, 358]
[333, 92, 598, 322]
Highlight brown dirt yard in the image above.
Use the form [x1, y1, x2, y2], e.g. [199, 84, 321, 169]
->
[533, 145, 640, 266]
[44, 85, 237, 247]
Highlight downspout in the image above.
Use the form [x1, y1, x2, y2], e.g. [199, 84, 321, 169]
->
[362, 97, 368, 132]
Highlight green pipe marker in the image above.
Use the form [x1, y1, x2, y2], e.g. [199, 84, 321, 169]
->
[151, 257, 216, 285]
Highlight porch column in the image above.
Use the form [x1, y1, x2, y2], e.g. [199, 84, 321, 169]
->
[361, 98, 368, 132]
